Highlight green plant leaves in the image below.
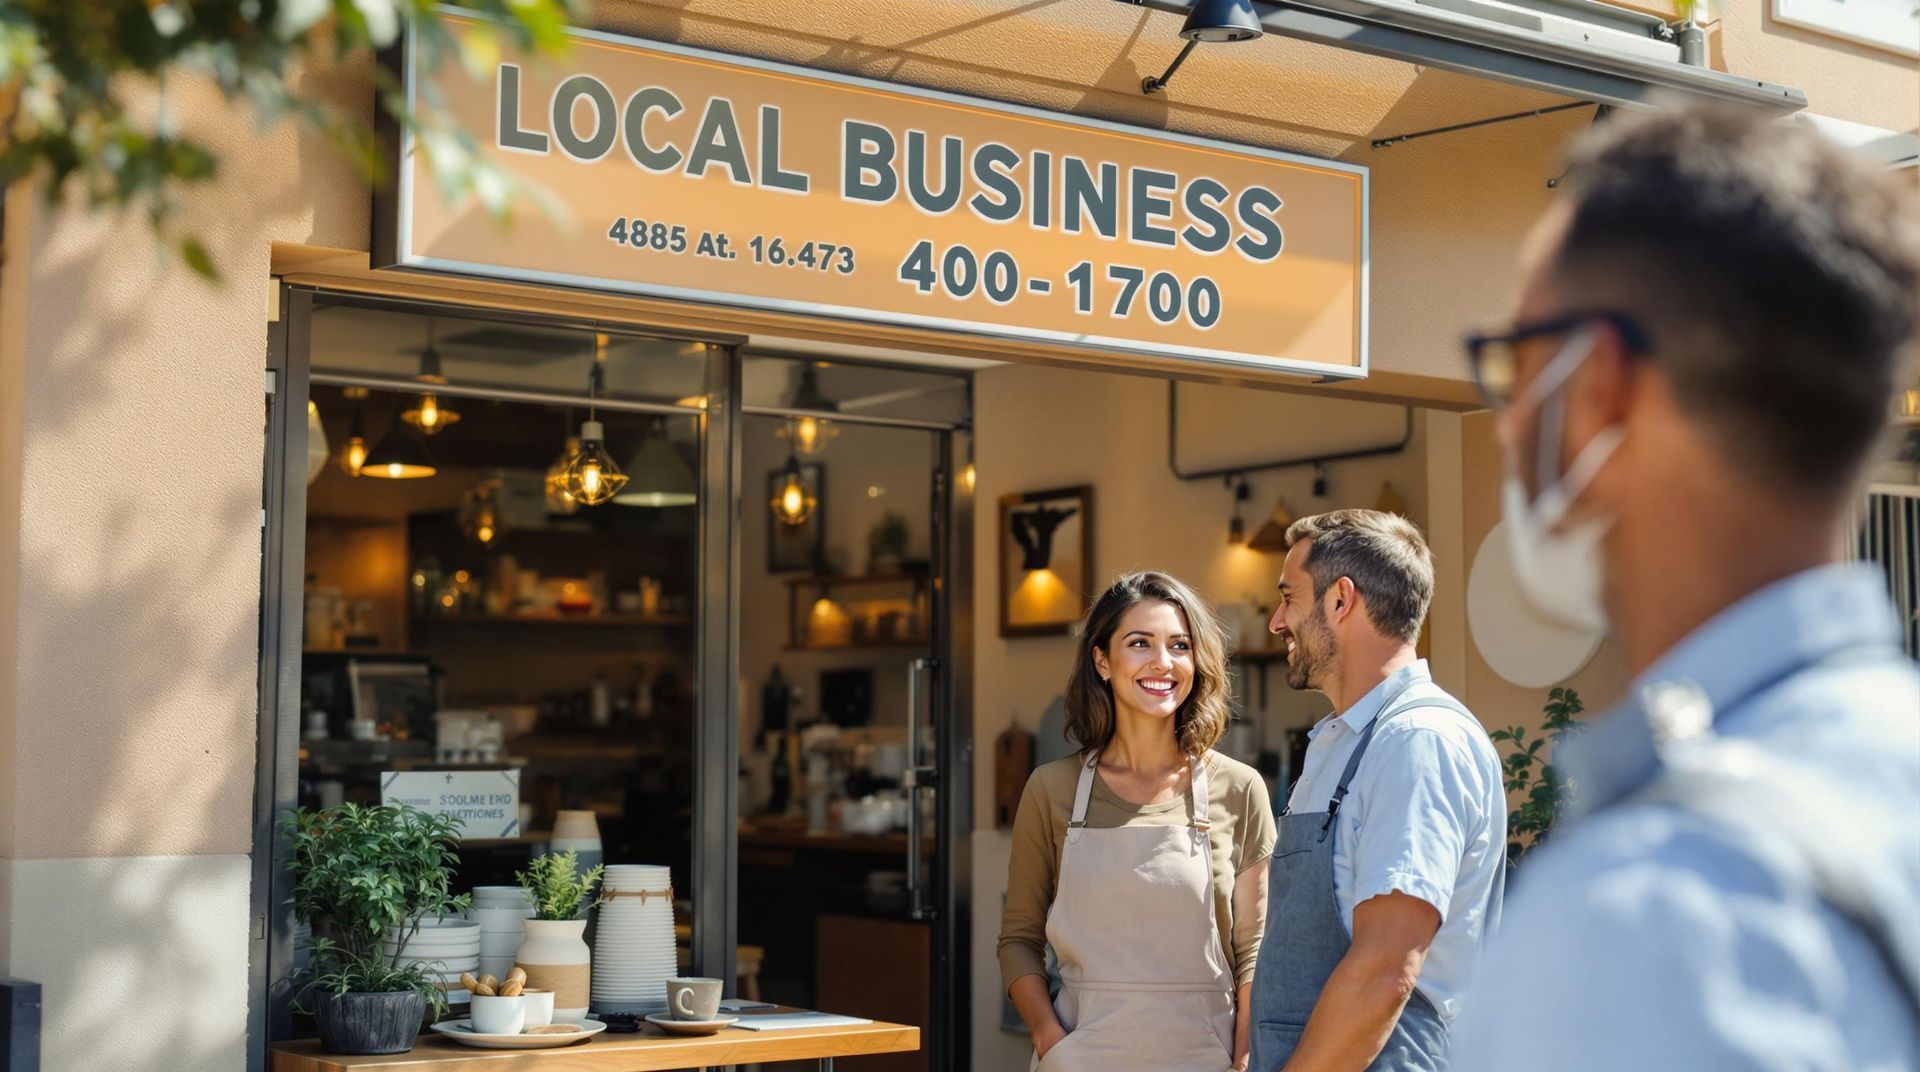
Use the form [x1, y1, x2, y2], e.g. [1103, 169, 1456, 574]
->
[516, 849, 605, 921]
[1495, 687, 1587, 867]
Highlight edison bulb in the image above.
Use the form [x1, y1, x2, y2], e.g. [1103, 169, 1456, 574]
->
[770, 463, 816, 526]
[778, 414, 836, 455]
[402, 392, 460, 435]
[562, 421, 628, 506]
[340, 436, 368, 477]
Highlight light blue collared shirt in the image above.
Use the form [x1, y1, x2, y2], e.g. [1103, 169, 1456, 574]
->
[1285, 659, 1507, 1022]
[1452, 565, 1920, 1070]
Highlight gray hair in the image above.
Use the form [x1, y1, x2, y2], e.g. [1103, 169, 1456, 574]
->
[1285, 509, 1433, 643]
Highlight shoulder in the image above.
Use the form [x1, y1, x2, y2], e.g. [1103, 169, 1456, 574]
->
[1023, 754, 1090, 805]
[1369, 702, 1500, 773]
[1461, 802, 1895, 1067]
[1201, 750, 1263, 792]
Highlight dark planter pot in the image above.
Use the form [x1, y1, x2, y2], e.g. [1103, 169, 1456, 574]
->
[312, 990, 427, 1055]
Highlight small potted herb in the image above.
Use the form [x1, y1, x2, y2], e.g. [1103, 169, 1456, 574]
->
[283, 803, 470, 1054]
[867, 511, 910, 573]
[512, 850, 605, 1022]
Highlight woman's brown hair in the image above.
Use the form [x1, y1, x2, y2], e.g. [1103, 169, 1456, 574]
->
[1063, 571, 1232, 759]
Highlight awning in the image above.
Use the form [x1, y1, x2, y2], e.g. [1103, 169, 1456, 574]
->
[1129, 0, 1808, 114]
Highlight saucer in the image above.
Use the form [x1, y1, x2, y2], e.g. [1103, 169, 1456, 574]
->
[643, 1013, 740, 1037]
[430, 1018, 608, 1049]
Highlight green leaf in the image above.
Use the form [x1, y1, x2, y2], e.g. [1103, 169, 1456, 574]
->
[178, 236, 217, 280]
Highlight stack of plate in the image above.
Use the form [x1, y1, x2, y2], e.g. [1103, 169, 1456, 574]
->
[383, 917, 482, 1004]
[589, 864, 677, 1015]
[467, 886, 535, 980]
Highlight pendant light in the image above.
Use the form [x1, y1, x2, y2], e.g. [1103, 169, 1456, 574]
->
[305, 400, 330, 485]
[613, 419, 699, 507]
[401, 318, 460, 435]
[775, 364, 838, 455]
[544, 425, 583, 515]
[770, 451, 818, 527]
[361, 408, 437, 480]
[561, 336, 628, 506]
[1226, 477, 1250, 545]
[461, 479, 504, 547]
[338, 386, 370, 477]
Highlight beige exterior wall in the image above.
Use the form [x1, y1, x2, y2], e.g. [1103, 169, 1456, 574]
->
[0, 2, 1907, 1069]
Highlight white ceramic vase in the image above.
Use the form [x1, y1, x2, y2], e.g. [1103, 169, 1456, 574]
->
[516, 918, 591, 1024]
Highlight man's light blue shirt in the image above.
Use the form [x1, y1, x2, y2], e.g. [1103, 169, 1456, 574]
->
[1284, 659, 1507, 1022]
[1453, 565, 1920, 1070]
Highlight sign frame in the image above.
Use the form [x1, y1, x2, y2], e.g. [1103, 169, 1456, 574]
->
[373, 9, 1371, 381]
[380, 768, 522, 839]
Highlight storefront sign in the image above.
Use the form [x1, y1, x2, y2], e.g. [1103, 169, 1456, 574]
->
[377, 11, 1369, 378]
[382, 769, 521, 839]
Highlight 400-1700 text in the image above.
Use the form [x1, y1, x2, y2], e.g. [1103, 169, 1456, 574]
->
[896, 240, 1221, 329]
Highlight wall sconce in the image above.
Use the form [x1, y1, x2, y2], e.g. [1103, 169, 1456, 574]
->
[1010, 503, 1077, 571]
[771, 452, 818, 526]
[1247, 497, 1295, 553]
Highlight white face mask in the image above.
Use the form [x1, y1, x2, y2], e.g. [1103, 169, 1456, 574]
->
[1499, 329, 1624, 633]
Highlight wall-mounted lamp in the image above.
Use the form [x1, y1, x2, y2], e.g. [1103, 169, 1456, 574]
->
[1141, 0, 1264, 95]
[1247, 497, 1295, 553]
[1011, 504, 1077, 571]
[1312, 462, 1330, 498]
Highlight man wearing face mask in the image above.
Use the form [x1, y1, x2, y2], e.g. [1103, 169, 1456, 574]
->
[1450, 105, 1920, 1069]
[1248, 510, 1506, 1072]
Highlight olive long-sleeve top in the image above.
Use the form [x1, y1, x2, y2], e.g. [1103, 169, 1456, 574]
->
[996, 750, 1278, 993]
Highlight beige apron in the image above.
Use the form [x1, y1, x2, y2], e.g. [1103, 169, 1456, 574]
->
[1033, 751, 1237, 1072]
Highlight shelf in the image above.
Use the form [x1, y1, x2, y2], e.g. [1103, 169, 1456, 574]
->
[413, 613, 693, 628]
[783, 638, 930, 653]
[783, 569, 928, 589]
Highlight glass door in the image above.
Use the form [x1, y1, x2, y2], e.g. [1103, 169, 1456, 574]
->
[734, 356, 969, 1072]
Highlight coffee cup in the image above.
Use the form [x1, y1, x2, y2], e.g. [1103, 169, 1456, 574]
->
[469, 994, 526, 1036]
[520, 988, 555, 1028]
[665, 977, 723, 1021]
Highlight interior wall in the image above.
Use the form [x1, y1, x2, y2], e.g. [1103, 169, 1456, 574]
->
[737, 414, 940, 786]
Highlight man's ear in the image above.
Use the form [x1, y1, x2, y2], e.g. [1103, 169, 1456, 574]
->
[1568, 321, 1637, 439]
[1326, 577, 1357, 626]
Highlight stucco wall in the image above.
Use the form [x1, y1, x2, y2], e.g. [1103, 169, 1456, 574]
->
[0, 2, 1905, 1069]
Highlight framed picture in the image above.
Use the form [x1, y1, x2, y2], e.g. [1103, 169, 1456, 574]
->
[768, 462, 826, 573]
[999, 485, 1093, 637]
[1773, 0, 1919, 59]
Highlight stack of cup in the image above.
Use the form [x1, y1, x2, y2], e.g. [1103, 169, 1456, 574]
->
[589, 864, 679, 1014]
[383, 918, 481, 1004]
[467, 886, 535, 981]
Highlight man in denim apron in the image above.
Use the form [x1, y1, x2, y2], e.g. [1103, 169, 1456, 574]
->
[1248, 511, 1506, 1072]
[1450, 106, 1920, 1068]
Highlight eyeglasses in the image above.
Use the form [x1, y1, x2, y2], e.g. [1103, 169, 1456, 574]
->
[1462, 311, 1651, 407]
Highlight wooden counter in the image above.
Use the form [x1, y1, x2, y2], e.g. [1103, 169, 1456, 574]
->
[270, 1016, 919, 1071]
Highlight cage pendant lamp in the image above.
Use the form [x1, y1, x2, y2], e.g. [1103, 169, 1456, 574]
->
[770, 452, 817, 526]
[562, 343, 628, 506]
[775, 365, 839, 455]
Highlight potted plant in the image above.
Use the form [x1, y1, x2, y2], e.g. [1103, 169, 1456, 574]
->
[1489, 686, 1586, 867]
[867, 511, 910, 573]
[283, 803, 470, 1054]
[513, 849, 605, 1023]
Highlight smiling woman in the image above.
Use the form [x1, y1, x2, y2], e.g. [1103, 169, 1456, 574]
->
[999, 571, 1275, 1072]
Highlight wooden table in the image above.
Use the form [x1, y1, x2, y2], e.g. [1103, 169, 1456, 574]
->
[269, 1016, 919, 1072]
